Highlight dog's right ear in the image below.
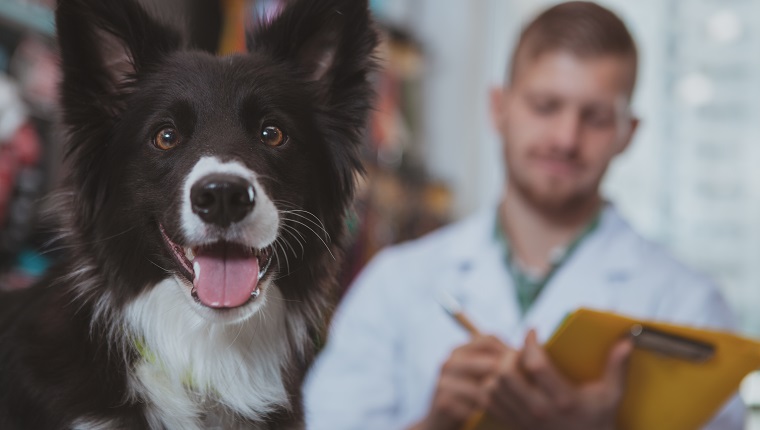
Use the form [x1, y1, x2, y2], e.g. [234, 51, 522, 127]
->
[56, 0, 183, 127]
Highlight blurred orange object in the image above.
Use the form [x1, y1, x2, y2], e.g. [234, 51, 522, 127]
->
[219, 0, 246, 55]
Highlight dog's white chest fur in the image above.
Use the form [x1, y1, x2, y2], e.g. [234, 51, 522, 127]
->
[124, 279, 291, 429]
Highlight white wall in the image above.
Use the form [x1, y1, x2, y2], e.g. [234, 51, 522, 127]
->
[377, 0, 510, 218]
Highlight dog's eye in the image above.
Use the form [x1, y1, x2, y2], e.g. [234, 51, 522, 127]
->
[260, 125, 286, 147]
[154, 127, 181, 150]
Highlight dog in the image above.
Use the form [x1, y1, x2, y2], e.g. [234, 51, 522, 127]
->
[0, 0, 377, 428]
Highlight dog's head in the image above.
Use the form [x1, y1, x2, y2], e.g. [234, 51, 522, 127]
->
[55, 0, 377, 323]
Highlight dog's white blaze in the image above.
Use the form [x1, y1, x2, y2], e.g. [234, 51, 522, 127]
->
[180, 156, 279, 246]
[125, 279, 290, 427]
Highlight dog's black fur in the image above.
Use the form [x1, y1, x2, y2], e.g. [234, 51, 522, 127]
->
[0, 0, 377, 428]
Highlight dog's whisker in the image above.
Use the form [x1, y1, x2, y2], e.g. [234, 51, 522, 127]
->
[270, 266, 302, 282]
[147, 259, 173, 275]
[280, 211, 332, 244]
[283, 218, 336, 261]
[282, 217, 330, 245]
[281, 210, 331, 242]
[270, 199, 297, 208]
[279, 207, 325, 225]
[277, 229, 301, 261]
[260, 294, 304, 304]
[279, 225, 306, 258]
[281, 225, 306, 249]
[279, 239, 292, 274]
[228, 321, 246, 351]
[272, 248, 283, 277]
[282, 216, 306, 243]
[273, 239, 291, 276]
[272, 201, 314, 217]
[251, 173, 277, 185]
[40, 226, 138, 256]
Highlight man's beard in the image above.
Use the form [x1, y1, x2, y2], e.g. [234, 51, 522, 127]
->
[509, 170, 598, 218]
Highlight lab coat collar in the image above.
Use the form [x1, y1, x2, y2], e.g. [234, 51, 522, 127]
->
[443, 207, 499, 265]
[443, 203, 644, 343]
[591, 203, 640, 276]
[446, 203, 638, 274]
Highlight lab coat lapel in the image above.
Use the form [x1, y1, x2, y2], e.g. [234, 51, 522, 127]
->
[437, 209, 523, 345]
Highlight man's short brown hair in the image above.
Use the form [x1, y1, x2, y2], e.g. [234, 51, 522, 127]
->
[510, 1, 638, 95]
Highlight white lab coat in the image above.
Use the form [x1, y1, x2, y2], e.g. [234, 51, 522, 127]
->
[304, 205, 746, 430]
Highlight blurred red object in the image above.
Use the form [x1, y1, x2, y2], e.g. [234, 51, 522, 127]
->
[0, 122, 41, 226]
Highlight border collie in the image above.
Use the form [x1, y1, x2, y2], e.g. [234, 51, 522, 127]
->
[0, 0, 377, 428]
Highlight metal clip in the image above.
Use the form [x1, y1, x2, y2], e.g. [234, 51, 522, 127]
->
[629, 324, 715, 363]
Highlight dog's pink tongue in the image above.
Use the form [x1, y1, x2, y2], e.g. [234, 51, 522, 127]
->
[193, 244, 259, 308]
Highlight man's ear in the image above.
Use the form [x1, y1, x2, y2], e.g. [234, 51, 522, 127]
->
[489, 86, 508, 135]
[615, 116, 640, 155]
[56, 0, 184, 125]
[247, 0, 378, 93]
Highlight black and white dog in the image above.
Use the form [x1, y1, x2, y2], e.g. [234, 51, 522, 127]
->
[0, 0, 377, 428]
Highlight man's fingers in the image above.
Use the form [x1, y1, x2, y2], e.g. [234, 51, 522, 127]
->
[485, 382, 533, 428]
[444, 336, 511, 379]
[431, 377, 489, 425]
[520, 329, 574, 407]
[466, 335, 510, 354]
[438, 377, 485, 409]
[489, 348, 552, 422]
[442, 354, 502, 380]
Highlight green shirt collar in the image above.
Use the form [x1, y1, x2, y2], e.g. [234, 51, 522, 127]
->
[494, 207, 602, 315]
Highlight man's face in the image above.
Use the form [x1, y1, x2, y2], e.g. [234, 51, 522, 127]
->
[492, 51, 638, 213]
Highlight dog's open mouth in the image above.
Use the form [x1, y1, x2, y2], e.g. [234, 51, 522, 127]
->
[159, 225, 273, 309]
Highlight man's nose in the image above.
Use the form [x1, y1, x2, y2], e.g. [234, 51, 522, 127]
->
[549, 111, 582, 153]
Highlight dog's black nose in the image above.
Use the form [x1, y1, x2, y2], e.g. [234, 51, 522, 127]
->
[191, 175, 255, 227]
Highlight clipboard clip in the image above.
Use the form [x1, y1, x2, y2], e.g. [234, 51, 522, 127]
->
[629, 324, 715, 363]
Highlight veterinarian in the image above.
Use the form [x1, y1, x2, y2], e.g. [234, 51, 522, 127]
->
[304, 2, 745, 429]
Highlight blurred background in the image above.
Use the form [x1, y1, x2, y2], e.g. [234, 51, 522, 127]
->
[2, 0, 760, 426]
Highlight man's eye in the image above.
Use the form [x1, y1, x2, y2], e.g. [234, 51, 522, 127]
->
[585, 111, 615, 128]
[531, 101, 558, 115]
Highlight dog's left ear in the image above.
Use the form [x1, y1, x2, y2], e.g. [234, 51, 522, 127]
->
[56, 0, 185, 224]
[56, 0, 184, 125]
[248, 0, 377, 94]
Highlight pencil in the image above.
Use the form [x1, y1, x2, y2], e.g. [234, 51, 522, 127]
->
[437, 292, 481, 337]
[437, 292, 489, 430]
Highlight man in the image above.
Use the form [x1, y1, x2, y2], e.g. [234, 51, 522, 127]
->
[304, 2, 745, 429]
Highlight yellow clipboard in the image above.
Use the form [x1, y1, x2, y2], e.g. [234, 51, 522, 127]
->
[465, 308, 760, 430]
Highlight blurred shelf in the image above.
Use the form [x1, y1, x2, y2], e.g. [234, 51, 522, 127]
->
[0, 1, 54, 38]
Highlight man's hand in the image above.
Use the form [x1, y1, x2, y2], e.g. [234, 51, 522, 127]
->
[483, 330, 633, 430]
[410, 335, 510, 430]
